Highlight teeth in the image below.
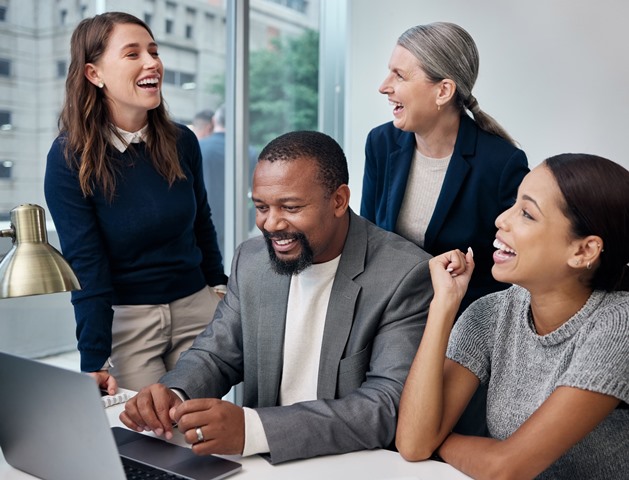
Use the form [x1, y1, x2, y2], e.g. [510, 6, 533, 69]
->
[137, 78, 158, 86]
[493, 238, 516, 254]
[275, 239, 293, 246]
[388, 100, 402, 107]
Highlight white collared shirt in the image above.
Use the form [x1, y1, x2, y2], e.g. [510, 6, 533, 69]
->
[110, 125, 148, 153]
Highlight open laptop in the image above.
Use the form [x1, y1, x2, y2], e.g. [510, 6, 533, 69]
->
[0, 352, 241, 480]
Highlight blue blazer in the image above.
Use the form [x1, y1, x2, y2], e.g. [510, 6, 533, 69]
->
[360, 114, 529, 311]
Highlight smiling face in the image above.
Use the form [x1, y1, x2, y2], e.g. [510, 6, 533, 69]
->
[85, 22, 162, 131]
[379, 44, 442, 133]
[492, 165, 580, 291]
[252, 157, 349, 275]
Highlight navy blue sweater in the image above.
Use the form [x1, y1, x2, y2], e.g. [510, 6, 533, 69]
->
[44, 123, 228, 372]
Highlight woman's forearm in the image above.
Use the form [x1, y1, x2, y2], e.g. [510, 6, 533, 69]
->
[438, 433, 509, 480]
[396, 298, 460, 460]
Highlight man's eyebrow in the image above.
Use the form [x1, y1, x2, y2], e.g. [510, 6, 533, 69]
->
[251, 196, 303, 203]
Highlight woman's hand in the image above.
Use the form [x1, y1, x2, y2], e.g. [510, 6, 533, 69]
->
[88, 370, 118, 396]
[429, 247, 475, 305]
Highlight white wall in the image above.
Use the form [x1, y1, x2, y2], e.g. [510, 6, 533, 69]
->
[344, 0, 629, 210]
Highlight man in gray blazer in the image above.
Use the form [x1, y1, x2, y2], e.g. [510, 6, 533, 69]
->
[121, 131, 433, 464]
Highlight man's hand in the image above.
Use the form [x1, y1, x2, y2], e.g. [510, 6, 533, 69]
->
[88, 370, 118, 396]
[173, 398, 245, 456]
[119, 384, 182, 440]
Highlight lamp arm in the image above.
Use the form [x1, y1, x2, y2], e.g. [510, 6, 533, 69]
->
[1, 227, 15, 239]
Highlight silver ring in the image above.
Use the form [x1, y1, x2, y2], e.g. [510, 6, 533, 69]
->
[195, 427, 204, 443]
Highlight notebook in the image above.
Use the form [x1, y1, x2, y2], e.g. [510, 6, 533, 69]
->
[101, 389, 133, 408]
[0, 352, 242, 480]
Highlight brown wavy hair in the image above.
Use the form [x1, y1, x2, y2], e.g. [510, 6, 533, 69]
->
[59, 11, 183, 201]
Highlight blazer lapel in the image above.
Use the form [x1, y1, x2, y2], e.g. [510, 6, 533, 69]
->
[384, 133, 415, 231]
[424, 115, 476, 249]
[256, 271, 290, 407]
[317, 211, 364, 399]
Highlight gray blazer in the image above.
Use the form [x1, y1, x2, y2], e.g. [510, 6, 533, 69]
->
[161, 210, 433, 463]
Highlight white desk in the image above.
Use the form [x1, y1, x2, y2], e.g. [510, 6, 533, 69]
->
[1, 401, 472, 480]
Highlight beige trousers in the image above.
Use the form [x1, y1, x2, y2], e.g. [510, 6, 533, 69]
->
[110, 286, 220, 391]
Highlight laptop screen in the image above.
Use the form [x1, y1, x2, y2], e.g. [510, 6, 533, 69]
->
[0, 352, 241, 480]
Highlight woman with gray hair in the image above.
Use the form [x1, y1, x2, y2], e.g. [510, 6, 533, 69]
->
[361, 22, 528, 314]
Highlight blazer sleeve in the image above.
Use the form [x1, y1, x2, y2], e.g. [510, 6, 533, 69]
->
[256, 256, 432, 464]
[360, 128, 379, 223]
[498, 148, 529, 213]
[159, 241, 246, 398]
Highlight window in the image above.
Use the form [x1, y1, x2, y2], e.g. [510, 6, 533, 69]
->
[163, 69, 196, 89]
[0, 110, 10, 125]
[0, 160, 12, 178]
[268, 0, 309, 14]
[0, 58, 10, 77]
[163, 69, 175, 85]
[56, 60, 67, 78]
[0, 0, 320, 365]
[180, 72, 195, 86]
[185, 7, 195, 39]
[165, 1, 176, 34]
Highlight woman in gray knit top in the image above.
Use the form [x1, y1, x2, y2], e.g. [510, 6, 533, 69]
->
[396, 153, 629, 479]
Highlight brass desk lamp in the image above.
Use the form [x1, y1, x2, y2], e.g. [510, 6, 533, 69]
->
[0, 204, 80, 298]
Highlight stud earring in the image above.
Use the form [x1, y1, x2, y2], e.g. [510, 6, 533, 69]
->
[574, 259, 581, 266]
[586, 261, 592, 270]
[98, 81, 104, 89]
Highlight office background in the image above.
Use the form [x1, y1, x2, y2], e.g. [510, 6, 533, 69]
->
[341, 0, 629, 211]
[1, 0, 628, 359]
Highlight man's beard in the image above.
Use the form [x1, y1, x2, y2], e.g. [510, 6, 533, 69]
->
[263, 230, 314, 276]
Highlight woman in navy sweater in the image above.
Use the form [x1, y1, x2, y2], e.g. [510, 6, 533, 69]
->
[44, 12, 227, 392]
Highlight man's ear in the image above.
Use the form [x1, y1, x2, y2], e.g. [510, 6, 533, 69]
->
[84, 63, 102, 87]
[332, 184, 350, 218]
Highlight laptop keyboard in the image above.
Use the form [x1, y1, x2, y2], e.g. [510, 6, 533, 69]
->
[122, 457, 188, 480]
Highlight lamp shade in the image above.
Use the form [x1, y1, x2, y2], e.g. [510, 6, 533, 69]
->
[0, 204, 81, 298]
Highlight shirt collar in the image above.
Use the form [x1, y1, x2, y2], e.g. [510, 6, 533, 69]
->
[110, 125, 148, 153]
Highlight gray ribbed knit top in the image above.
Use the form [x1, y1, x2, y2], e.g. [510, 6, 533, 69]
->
[447, 285, 629, 479]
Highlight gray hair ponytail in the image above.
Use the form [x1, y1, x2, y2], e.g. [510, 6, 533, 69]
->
[398, 22, 517, 146]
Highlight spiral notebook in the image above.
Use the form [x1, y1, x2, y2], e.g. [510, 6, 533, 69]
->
[0, 351, 242, 480]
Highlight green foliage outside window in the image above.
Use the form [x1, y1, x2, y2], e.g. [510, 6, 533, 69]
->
[210, 29, 319, 150]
